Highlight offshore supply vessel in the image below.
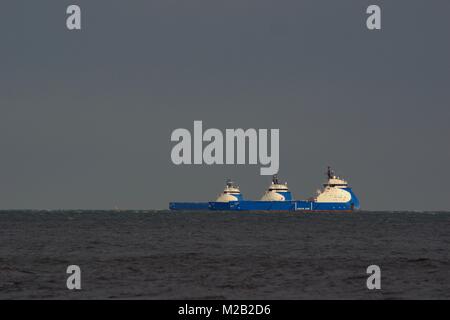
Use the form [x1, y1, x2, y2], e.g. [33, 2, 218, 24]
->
[169, 167, 360, 212]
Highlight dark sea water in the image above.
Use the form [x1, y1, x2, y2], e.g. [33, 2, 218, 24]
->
[0, 210, 449, 299]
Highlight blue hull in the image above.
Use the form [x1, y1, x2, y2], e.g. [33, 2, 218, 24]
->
[169, 187, 360, 212]
[170, 201, 359, 212]
[209, 201, 297, 211]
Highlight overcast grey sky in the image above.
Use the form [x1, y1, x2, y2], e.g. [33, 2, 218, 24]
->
[1, 1, 449, 210]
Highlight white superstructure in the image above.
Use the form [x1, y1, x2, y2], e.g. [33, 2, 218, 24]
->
[260, 175, 290, 201]
[215, 179, 242, 202]
[315, 167, 352, 203]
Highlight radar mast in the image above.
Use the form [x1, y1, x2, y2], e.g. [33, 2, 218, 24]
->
[272, 174, 279, 185]
[326, 166, 335, 179]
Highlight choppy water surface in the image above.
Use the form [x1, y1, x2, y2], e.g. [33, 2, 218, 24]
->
[0, 210, 449, 299]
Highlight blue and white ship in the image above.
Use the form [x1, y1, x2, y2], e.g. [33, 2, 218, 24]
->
[169, 167, 360, 212]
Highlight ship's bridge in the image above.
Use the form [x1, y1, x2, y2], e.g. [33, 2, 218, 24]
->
[323, 166, 348, 188]
[315, 167, 354, 204]
[260, 175, 292, 201]
[215, 179, 243, 202]
[324, 177, 348, 188]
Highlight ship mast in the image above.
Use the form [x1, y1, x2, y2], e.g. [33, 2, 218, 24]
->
[226, 179, 234, 188]
[272, 174, 279, 185]
[326, 166, 335, 179]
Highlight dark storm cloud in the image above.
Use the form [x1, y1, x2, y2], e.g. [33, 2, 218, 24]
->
[0, 1, 449, 210]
